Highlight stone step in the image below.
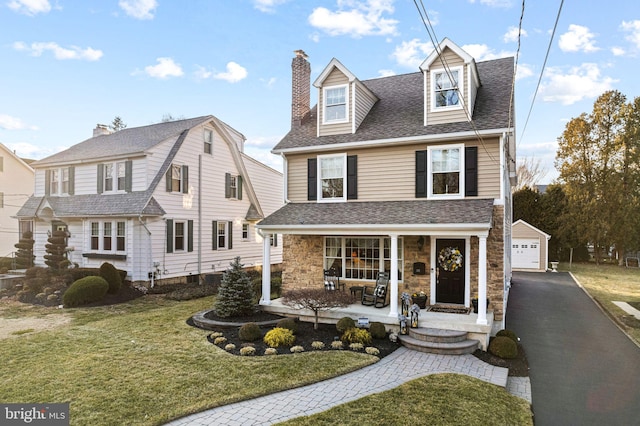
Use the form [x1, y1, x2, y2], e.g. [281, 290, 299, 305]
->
[407, 327, 469, 343]
[398, 334, 479, 355]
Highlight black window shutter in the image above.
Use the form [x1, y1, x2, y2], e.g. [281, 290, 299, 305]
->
[307, 158, 317, 201]
[68, 167, 75, 195]
[45, 170, 51, 196]
[166, 168, 172, 192]
[125, 160, 133, 192]
[225, 173, 231, 198]
[347, 155, 357, 200]
[228, 222, 233, 249]
[187, 220, 194, 252]
[415, 150, 428, 198]
[237, 176, 243, 200]
[212, 221, 218, 250]
[166, 219, 174, 253]
[97, 165, 104, 194]
[182, 166, 189, 194]
[465, 146, 478, 197]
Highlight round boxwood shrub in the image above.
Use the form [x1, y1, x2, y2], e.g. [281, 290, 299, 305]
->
[63, 276, 109, 307]
[341, 327, 372, 345]
[336, 317, 356, 334]
[238, 322, 261, 342]
[100, 262, 122, 294]
[496, 329, 518, 344]
[276, 317, 298, 334]
[369, 322, 387, 339]
[263, 327, 295, 348]
[488, 335, 518, 359]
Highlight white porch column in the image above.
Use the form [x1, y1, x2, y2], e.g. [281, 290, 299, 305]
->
[477, 235, 488, 325]
[388, 234, 399, 318]
[260, 233, 272, 306]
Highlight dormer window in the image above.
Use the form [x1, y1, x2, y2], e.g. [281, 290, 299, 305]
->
[431, 67, 462, 110]
[323, 85, 348, 123]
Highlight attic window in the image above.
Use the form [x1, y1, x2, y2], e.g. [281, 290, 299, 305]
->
[432, 67, 462, 110]
[323, 85, 348, 123]
[204, 129, 213, 154]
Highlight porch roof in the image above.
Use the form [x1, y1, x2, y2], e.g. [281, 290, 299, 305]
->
[16, 193, 165, 218]
[257, 198, 494, 235]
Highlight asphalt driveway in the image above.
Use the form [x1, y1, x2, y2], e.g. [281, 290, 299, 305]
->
[507, 271, 640, 425]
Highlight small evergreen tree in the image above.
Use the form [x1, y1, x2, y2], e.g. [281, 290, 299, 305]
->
[44, 230, 68, 271]
[213, 257, 255, 318]
[14, 230, 35, 269]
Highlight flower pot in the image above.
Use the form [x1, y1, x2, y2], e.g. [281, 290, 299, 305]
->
[412, 295, 427, 309]
[471, 298, 490, 314]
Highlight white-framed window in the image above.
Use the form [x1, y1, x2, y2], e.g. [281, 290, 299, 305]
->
[175, 221, 185, 251]
[104, 164, 114, 192]
[103, 222, 112, 251]
[428, 145, 464, 198]
[242, 223, 249, 241]
[89, 221, 126, 252]
[19, 220, 33, 237]
[171, 165, 182, 192]
[217, 221, 227, 249]
[270, 234, 278, 247]
[229, 176, 238, 198]
[61, 168, 70, 194]
[117, 222, 126, 251]
[204, 129, 213, 154]
[323, 85, 348, 123]
[431, 67, 462, 111]
[324, 237, 403, 281]
[117, 162, 126, 191]
[50, 169, 59, 195]
[91, 222, 99, 250]
[318, 153, 346, 202]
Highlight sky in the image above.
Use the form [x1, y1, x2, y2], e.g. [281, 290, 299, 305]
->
[1, 0, 639, 184]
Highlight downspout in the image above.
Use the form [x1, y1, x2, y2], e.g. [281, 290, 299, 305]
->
[138, 215, 153, 287]
[281, 153, 290, 203]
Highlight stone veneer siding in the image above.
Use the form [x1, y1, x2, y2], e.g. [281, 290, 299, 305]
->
[280, 205, 505, 318]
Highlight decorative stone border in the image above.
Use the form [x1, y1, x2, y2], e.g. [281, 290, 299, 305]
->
[191, 310, 290, 330]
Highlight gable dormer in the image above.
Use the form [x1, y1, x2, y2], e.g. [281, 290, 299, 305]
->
[313, 58, 378, 137]
[420, 38, 481, 126]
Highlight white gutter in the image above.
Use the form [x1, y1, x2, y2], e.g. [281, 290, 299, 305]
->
[256, 223, 491, 236]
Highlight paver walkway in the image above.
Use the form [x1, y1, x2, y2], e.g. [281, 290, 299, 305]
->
[166, 347, 513, 425]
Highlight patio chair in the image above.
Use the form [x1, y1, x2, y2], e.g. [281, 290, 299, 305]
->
[324, 269, 344, 291]
[361, 272, 390, 308]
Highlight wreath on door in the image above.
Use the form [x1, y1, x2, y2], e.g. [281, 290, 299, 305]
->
[438, 247, 463, 272]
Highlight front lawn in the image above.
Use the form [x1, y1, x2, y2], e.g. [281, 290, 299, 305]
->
[563, 263, 640, 345]
[0, 296, 376, 425]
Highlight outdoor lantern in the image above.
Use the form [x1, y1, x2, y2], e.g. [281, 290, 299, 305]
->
[398, 314, 408, 335]
[410, 304, 420, 328]
[401, 292, 410, 317]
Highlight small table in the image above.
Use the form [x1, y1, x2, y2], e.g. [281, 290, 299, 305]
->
[349, 286, 364, 299]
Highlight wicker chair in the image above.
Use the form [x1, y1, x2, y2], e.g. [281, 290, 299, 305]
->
[361, 272, 390, 308]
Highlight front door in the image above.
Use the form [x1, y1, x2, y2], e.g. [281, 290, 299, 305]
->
[435, 238, 465, 304]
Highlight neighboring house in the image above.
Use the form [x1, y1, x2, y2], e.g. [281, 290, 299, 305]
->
[512, 219, 550, 272]
[16, 116, 283, 284]
[0, 143, 34, 260]
[257, 40, 516, 337]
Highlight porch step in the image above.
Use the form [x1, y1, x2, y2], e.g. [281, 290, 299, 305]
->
[398, 328, 479, 355]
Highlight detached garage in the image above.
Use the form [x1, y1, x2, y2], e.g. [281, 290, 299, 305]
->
[512, 219, 551, 272]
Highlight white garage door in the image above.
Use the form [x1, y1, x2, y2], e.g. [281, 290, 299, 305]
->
[512, 238, 540, 269]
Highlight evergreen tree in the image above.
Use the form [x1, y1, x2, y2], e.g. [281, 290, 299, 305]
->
[213, 257, 255, 318]
[44, 230, 68, 270]
[14, 230, 34, 268]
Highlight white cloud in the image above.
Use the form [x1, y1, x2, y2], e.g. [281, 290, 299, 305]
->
[7, 0, 50, 16]
[253, 0, 288, 13]
[503, 26, 527, 43]
[119, 0, 157, 20]
[0, 114, 37, 130]
[611, 46, 626, 56]
[621, 20, 640, 49]
[539, 63, 616, 105]
[5, 142, 67, 160]
[515, 63, 534, 80]
[559, 24, 599, 53]
[461, 44, 513, 61]
[144, 57, 184, 79]
[378, 69, 395, 77]
[391, 39, 433, 68]
[213, 62, 248, 83]
[13, 41, 103, 61]
[468, 0, 512, 7]
[308, 0, 398, 38]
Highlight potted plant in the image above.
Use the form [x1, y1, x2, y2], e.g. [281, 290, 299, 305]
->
[411, 291, 428, 309]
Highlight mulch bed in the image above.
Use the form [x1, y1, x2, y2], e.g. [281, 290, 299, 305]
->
[473, 342, 529, 377]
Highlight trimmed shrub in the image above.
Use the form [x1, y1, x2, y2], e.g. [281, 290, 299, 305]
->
[488, 335, 518, 359]
[290, 345, 305, 353]
[276, 317, 298, 334]
[263, 327, 295, 348]
[68, 267, 126, 283]
[240, 346, 256, 356]
[341, 327, 372, 345]
[63, 276, 109, 307]
[496, 329, 518, 344]
[365, 347, 380, 356]
[336, 317, 356, 334]
[369, 322, 387, 339]
[238, 322, 261, 342]
[100, 262, 122, 294]
[264, 348, 278, 356]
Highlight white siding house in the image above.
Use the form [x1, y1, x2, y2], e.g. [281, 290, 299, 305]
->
[16, 116, 283, 283]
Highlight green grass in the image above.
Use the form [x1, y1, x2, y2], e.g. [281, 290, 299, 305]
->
[278, 373, 533, 426]
[0, 296, 376, 425]
[562, 262, 640, 345]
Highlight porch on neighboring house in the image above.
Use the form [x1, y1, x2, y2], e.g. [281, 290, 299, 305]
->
[261, 298, 494, 350]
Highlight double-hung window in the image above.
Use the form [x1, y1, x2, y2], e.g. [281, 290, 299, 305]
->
[61, 168, 70, 194]
[90, 221, 126, 253]
[116, 162, 126, 191]
[432, 67, 461, 110]
[217, 222, 227, 249]
[171, 165, 182, 192]
[204, 129, 213, 154]
[175, 221, 185, 251]
[50, 169, 59, 195]
[91, 222, 100, 250]
[242, 223, 249, 241]
[229, 176, 238, 198]
[323, 85, 347, 123]
[104, 164, 114, 192]
[318, 154, 346, 202]
[429, 145, 463, 197]
[117, 222, 126, 251]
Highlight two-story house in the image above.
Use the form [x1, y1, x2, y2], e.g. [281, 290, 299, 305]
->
[257, 40, 516, 345]
[16, 116, 283, 285]
[0, 143, 34, 260]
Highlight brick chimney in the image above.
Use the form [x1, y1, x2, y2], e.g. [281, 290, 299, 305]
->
[93, 124, 112, 137]
[291, 49, 310, 126]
